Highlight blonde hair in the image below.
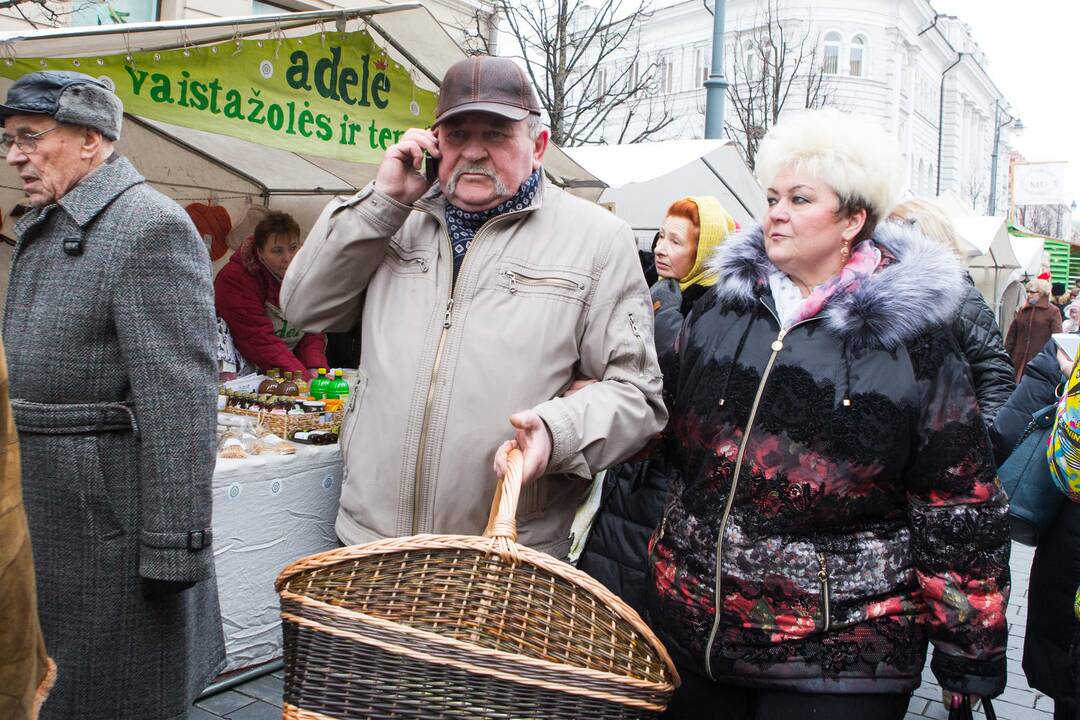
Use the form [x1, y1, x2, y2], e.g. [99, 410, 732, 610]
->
[755, 108, 904, 235]
[1026, 278, 1052, 296]
[889, 198, 967, 258]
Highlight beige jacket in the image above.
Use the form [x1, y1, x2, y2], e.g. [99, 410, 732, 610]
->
[281, 177, 666, 556]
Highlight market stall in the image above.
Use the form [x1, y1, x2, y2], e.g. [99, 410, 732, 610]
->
[0, 6, 603, 315]
[213, 442, 342, 671]
[935, 192, 1044, 332]
[0, 6, 605, 678]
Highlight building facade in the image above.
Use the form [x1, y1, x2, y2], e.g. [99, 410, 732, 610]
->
[587, 0, 1019, 212]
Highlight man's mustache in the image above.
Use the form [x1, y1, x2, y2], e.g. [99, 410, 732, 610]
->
[446, 162, 508, 196]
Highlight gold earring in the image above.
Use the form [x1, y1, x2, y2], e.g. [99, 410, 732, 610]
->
[840, 244, 850, 260]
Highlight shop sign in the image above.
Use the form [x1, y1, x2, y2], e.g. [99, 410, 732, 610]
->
[0, 30, 438, 163]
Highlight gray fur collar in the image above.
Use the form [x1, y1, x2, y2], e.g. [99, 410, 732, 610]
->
[708, 221, 966, 351]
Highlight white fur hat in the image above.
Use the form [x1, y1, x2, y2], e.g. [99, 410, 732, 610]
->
[754, 108, 904, 221]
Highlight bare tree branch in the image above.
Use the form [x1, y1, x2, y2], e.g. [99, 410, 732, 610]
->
[483, 0, 672, 146]
[725, 0, 832, 169]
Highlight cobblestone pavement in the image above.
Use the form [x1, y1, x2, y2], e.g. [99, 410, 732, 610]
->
[190, 542, 1052, 720]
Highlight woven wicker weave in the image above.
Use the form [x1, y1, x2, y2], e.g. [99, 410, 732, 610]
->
[220, 406, 342, 438]
[276, 449, 680, 719]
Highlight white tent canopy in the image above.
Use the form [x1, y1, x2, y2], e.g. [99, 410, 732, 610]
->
[932, 191, 1023, 317]
[565, 140, 765, 247]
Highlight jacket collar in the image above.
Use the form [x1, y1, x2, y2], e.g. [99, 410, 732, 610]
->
[708, 220, 967, 352]
[15, 155, 144, 236]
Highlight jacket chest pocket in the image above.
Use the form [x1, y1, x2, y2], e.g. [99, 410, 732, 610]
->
[384, 242, 432, 276]
[496, 262, 590, 306]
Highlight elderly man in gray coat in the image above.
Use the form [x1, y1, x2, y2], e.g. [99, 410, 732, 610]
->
[1, 71, 224, 719]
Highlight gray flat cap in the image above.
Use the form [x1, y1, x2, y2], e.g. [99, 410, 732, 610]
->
[0, 71, 123, 140]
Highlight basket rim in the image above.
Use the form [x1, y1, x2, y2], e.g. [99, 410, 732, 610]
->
[281, 593, 675, 712]
[276, 533, 681, 688]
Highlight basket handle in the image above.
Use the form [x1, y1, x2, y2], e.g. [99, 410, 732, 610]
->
[483, 447, 523, 543]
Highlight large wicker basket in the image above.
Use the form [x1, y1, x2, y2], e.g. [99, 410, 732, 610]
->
[275, 449, 680, 719]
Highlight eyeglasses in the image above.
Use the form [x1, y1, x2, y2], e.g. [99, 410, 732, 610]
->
[0, 125, 61, 154]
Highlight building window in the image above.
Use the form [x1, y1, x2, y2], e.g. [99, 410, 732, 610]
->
[695, 47, 710, 87]
[823, 32, 842, 75]
[743, 40, 757, 80]
[593, 66, 608, 104]
[659, 55, 674, 94]
[849, 35, 866, 77]
[72, 0, 158, 25]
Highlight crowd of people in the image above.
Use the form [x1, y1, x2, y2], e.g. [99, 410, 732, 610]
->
[2, 56, 1079, 720]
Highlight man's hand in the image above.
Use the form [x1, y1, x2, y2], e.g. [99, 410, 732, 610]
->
[493, 410, 552, 485]
[373, 128, 440, 206]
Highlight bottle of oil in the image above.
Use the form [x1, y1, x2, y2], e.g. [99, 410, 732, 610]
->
[257, 369, 281, 395]
[278, 371, 299, 396]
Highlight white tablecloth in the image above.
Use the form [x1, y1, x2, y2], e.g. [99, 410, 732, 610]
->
[212, 443, 342, 672]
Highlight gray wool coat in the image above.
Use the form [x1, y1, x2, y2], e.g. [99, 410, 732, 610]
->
[3, 155, 225, 720]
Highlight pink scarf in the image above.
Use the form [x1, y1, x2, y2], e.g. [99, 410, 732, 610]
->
[789, 241, 882, 326]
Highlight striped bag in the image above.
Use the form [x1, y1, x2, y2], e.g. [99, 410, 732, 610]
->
[1048, 358, 1080, 502]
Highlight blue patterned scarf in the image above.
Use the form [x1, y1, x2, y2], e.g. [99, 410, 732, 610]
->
[445, 169, 541, 277]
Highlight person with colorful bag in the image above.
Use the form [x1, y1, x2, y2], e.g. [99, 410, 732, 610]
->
[993, 338, 1080, 720]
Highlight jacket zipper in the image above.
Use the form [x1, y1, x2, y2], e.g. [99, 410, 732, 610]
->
[410, 207, 532, 533]
[628, 312, 647, 376]
[504, 270, 583, 294]
[703, 308, 818, 680]
[817, 551, 831, 634]
[386, 244, 429, 273]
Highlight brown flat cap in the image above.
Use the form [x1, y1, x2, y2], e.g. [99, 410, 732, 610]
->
[433, 56, 542, 127]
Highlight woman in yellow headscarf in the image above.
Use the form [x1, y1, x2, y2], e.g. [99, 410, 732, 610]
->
[650, 196, 738, 350]
[576, 195, 738, 614]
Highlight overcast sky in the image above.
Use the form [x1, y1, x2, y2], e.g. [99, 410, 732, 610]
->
[930, 0, 1080, 208]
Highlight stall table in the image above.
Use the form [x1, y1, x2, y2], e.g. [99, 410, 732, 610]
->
[212, 443, 342, 672]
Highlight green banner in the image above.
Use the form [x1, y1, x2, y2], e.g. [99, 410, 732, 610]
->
[0, 31, 438, 163]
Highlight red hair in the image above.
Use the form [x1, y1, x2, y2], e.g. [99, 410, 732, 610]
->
[666, 198, 700, 231]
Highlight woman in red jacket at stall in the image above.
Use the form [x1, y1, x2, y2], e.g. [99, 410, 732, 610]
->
[214, 211, 327, 378]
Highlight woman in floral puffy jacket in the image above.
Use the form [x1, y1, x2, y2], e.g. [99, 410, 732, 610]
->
[649, 109, 1010, 719]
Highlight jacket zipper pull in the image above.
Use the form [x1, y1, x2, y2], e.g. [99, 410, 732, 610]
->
[443, 298, 455, 329]
[628, 312, 647, 376]
[771, 328, 787, 353]
[506, 271, 517, 294]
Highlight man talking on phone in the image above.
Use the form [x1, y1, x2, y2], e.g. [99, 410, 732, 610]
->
[281, 56, 666, 556]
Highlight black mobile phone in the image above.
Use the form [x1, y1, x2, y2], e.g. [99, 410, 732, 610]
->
[424, 152, 440, 184]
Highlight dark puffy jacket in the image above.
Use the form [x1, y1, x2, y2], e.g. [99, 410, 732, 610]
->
[953, 275, 1015, 426]
[648, 222, 1010, 697]
[991, 339, 1060, 463]
[990, 340, 1080, 703]
[577, 280, 706, 614]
